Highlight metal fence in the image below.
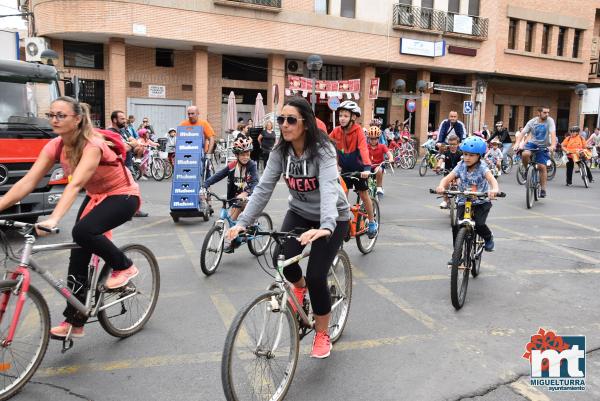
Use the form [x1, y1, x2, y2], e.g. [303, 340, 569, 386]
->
[393, 4, 488, 39]
[221, 0, 282, 7]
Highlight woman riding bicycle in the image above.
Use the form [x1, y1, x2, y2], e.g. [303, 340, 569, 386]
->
[227, 97, 350, 359]
[0, 96, 141, 338]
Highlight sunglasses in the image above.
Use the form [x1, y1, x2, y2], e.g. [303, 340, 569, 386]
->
[46, 112, 75, 121]
[277, 115, 304, 125]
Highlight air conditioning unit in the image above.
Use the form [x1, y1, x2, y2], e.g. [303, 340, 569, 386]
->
[24, 37, 49, 62]
[286, 59, 304, 75]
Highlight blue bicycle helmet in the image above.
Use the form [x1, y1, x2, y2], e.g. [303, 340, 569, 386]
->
[459, 136, 487, 156]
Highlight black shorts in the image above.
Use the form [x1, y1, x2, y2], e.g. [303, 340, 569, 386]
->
[342, 175, 368, 192]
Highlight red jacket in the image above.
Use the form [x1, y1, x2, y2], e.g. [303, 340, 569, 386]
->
[329, 124, 371, 172]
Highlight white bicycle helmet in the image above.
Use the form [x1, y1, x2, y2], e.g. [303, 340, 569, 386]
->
[232, 136, 253, 154]
[338, 100, 361, 117]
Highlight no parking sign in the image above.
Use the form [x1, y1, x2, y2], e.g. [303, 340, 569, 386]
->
[406, 99, 416, 113]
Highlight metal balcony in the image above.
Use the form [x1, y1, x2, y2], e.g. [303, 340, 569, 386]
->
[393, 4, 488, 40]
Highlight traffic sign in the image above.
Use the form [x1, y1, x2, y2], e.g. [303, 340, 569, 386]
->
[406, 99, 416, 113]
[328, 96, 340, 111]
[463, 100, 473, 115]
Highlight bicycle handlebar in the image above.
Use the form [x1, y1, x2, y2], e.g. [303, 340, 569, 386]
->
[428, 189, 506, 198]
[0, 219, 60, 234]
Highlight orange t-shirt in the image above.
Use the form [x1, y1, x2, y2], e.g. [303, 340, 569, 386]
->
[179, 119, 215, 152]
[42, 136, 140, 198]
[561, 135, 587, 154]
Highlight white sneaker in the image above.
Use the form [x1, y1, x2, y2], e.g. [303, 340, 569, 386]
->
[439, 200, 448, 209]
[376, 187, 384, 195]
[140, 176, 148, 181]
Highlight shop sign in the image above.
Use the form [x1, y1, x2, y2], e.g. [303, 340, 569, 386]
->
[369, 78, 380, 100]
[286, 76, 361, 100]
[400, 38, 445, 57]
[375, 107, 386, 114]
[148, 85, 166, 98]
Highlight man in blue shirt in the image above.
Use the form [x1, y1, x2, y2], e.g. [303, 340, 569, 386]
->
[437, 111, 467, 148]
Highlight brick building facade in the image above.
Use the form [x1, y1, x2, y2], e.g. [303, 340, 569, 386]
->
[25, 0, 600, 143]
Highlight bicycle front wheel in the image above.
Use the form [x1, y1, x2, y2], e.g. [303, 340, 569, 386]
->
[151, 158, 166, 181]
[450, 228, 471, 310]
[0, 281, 50, 401]
[547, 158, 556, 181]
[247, 213, 273, 256]
[418, 157, 428, 176]
[526, 166, 535, 209]
[516, 163, 527, 185]
[580, 161, 589, 188]
[449, 197, 457, 227]
[502, 156, 513, 174]
[201, 223, 226, 275]
[328, 250, 352, 343]
[356, 196, 380, 254]
[222, 291, 299, 401]
[98, 244, 160, 337]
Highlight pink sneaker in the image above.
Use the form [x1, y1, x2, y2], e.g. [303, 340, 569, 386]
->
[105, 265, 139, 289]
[50, 321, 84, 338]
[310, 331, 331, 359]
[289, 285, 306, 314]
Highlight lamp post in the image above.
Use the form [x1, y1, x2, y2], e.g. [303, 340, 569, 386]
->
[306, 54, 323, 113]
[574, 83, 587, 128]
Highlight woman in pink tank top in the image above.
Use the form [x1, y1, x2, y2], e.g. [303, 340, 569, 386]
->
[0, 96, 141, 338]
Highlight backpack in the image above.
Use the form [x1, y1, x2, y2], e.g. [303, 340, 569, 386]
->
[54, 129, 132, 184]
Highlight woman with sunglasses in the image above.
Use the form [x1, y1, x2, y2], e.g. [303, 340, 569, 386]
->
[0, 96, 141, 338]
[226, 97, 350, 359]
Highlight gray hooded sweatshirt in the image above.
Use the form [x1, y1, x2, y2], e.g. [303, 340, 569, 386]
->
[237, 142, 350, 233]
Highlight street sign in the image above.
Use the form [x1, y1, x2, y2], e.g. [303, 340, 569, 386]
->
[463, 100, 473, 115]
[328, 96, 340, 111]
[406, 99, 416, 113]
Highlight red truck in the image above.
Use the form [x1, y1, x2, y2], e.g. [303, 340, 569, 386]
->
[0, 59, 67, 223]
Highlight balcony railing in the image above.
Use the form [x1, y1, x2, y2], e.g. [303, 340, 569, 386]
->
[214, 0, 282, 10]
[393, 4, 488, 40]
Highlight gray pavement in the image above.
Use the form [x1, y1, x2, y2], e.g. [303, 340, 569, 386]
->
[5, 164, 600, 401]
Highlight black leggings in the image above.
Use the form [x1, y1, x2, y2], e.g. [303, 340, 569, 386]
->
[566, 159, 593, 184]
[64, 194, 139, 325]
[278, 210, 348, 316]
[452, 202, 492, 245]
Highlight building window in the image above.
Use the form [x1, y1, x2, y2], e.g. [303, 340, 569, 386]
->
[573, 29, 582, 58]
[541, 25, 550, 54]
[557, 27, 566, 56]
[340, 0, 355, 18]
[315, 0, 328, 14]
[525, 22, 534, 52]
[468, 0, 480, 16]
[494, 104, 504, 126]
[421, 0, 433, 8]
[523, 106, 532, 128]
[448, 0, 460, 13]
[63, 41, 103, 69]
[156, 48, 174, 68]
[508, 19, 517, 50]
[222, 56, 268, 82]
[319, 64, 343, 81]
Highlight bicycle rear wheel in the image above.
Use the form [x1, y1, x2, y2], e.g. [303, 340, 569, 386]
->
[0, 281, 49, 401]
[356, 197, 380, 254]
[580, 161, 589, 188]
[526, 166, 535, 209]
[222, 291, 299, 401]
[450, 228, 471, 310]
[501, 156, 513, 174]
[98, 244, 160, 337]
[418, 157, 428, 176]
[201, 223, 225, 276]
[163, 161, 173, 180]
[328, 249, 352, 343]
[247, 213, 273, 256]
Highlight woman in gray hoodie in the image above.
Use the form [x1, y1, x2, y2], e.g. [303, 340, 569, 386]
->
[227, 97, 350, 359]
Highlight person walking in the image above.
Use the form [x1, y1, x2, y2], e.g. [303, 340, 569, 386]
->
[258, 120, 276, 171]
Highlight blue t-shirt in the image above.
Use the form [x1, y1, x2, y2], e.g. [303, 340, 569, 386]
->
[452, 161, 490, 205]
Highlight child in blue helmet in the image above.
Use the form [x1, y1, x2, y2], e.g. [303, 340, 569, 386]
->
[436, 136, 499, 251]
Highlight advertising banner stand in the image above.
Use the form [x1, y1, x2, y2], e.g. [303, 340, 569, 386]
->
[169, 126, 210, 223]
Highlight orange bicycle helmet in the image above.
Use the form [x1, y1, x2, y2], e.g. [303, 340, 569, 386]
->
[367, 126, 381, 138]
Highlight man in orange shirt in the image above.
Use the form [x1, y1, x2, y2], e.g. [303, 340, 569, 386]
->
[562, 126, 593, 186]
[179, 105, 216, 153]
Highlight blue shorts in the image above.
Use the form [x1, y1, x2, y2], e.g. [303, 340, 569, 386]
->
[524, 143, 550, 165]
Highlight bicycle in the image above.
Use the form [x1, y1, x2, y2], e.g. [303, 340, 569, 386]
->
[553, 143, 565, 167]
[221, 228, 352, 401]
[419, 148, 440, 177]
[566, 151, 592, 188]
[394, 140, 416, 169]
[500, 149, 514, 174]
[516, 149, 556, 186]
[340, 172, 381, 254]
[0, 219, 160, 400]
[200, 192, 273, 276]
[368, 161, 393, 202]
[213, 139, 228, 167]
[202, 156, 216, 185]
[429, 190, 505, 310]
[133, 146, 166, 181]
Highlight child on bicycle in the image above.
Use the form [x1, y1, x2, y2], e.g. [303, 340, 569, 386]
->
[136, 128, 159, 179]
[562, 125, 594, 186]
[435, 133, 462, 208]
[366, 126, 393, 196]
[166, 128, 176, 167]
[227, 97, 350, 359]
[203, 136, 258, 251]
[436, 136, 499, 252]
[484, 138, 503, 176]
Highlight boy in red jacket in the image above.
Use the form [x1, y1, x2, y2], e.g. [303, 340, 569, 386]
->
[329, 101, 377, 238]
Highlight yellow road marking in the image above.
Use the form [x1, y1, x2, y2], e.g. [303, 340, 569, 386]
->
[504, 203, 600, 233]
[174, 226, 202, 276]
[510, 378, 553, 401]
[367, 283, 444, 331]
[117, 217, 171, 236]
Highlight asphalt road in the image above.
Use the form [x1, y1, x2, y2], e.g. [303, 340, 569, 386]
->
[6, 163, 600, 401]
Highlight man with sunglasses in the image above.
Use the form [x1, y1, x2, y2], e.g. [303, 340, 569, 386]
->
[329, 101, 378, 238]
[178, 106, 215, 154]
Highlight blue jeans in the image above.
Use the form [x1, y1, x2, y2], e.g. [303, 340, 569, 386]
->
[502, 143, 512, 163]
